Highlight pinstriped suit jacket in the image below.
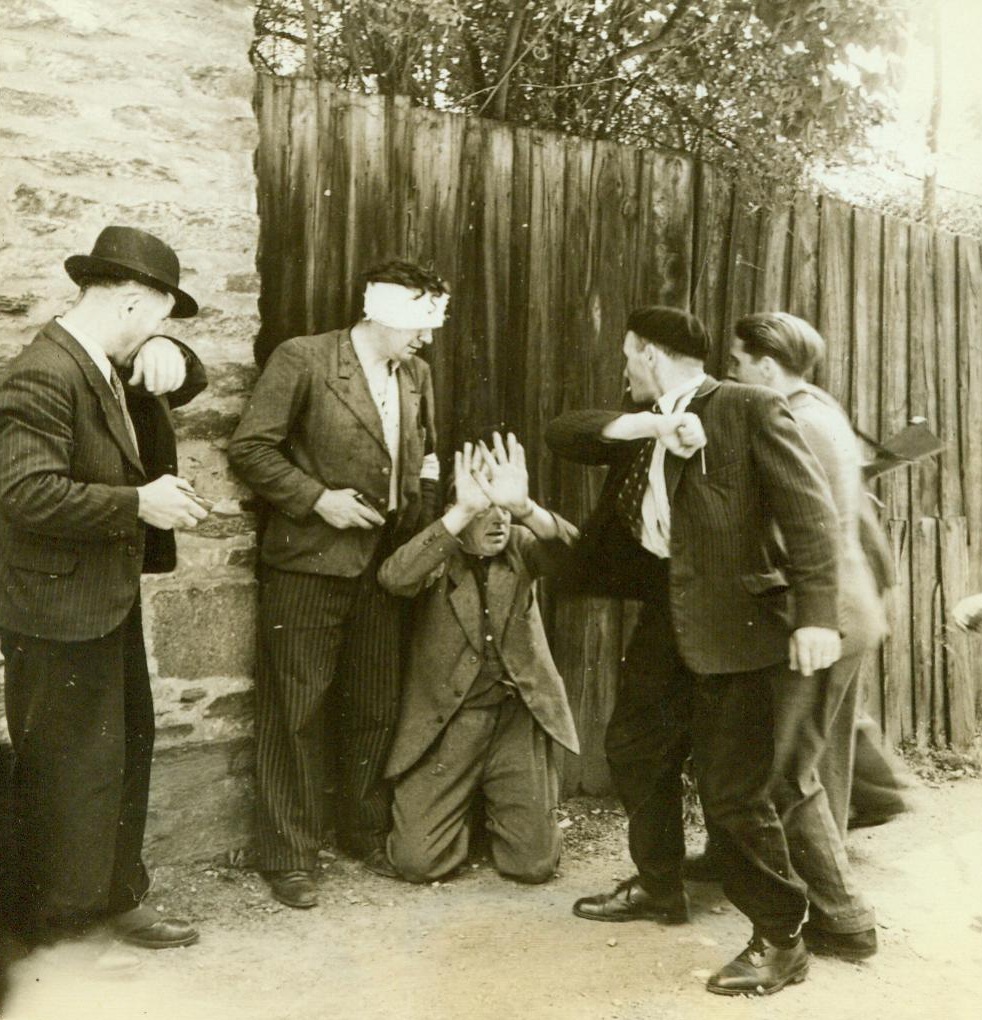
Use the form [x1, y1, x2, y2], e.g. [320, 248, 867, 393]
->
[547, 377, 840, 675]
[0, 320, 146, 641]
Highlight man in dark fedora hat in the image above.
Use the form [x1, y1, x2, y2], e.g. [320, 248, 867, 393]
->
[0, 225, 209, 952]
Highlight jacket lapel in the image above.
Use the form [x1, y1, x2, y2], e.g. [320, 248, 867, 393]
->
[487, 544, 521, 644]
[44, 321, 145, 475]
[447, 555, 484, 653]
[325, 331, 388, 453]
[665, 375, 720, 501]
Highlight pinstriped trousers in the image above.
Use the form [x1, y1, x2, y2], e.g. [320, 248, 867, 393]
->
[255, 556, 404, 870]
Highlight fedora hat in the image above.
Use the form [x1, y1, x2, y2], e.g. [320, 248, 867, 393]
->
[64, 225, 198, 318]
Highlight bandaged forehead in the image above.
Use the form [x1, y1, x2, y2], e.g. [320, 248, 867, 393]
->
[364, 282, 448, 330]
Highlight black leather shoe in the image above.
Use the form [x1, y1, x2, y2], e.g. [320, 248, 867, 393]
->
[707, 933, 808, 996]
[802, 923, 877, 960]
[363, 848, 401, 880]
[682, 852, 724, 883]
[573, 878, 689, 924]
[111, 906, 199, 950]
[267, 870, 318, 909]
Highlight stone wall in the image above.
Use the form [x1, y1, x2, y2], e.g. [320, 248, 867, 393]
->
[0, 0, 261, 862]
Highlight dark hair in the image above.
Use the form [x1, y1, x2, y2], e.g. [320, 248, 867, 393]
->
[362, 259, 450, 298]
[734, 312, 825, 376]
[626, 306, 710, 361]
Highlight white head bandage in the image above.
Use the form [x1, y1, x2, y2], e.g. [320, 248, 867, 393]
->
[363, 282, 449, 330]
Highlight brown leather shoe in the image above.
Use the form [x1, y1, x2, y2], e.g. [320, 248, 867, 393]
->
[111, 906, 199, 950]
[707, 933, 808, 996]
[267, 869, 318, 909]
[572, 878, 689, 924]
[802, 923, 877, 960]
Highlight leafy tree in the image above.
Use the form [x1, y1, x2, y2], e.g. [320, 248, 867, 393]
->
[252, 0, 910, 202]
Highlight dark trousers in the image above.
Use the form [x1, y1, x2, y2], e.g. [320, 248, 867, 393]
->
[255, 556, 403, 870]
[1, 601, 153, 943]
[605, 591, 695, 899]
[604, 559, 807, 940]
[692, 666, 809, 942]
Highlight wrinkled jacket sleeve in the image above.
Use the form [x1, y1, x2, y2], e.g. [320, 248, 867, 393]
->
[546, 409, 634, 465]
[226, 341, 324, 520]
[0, 363, 139, 541]
[377, 518, 461, 597]
[513, 513, 580, 578]
[750, 391, 839, 631]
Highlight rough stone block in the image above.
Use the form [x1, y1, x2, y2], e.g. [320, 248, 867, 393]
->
[145, 738, 255, 863]
[23, 151, 179, 183]
[148, 577, 256, 679]
[1, 0, 66, 31]
[204, 360, 259, 398]
[0, 293, 37, 316]
[225, 271, 260, 294]
[204, 689, 254, 726]
[0, 87, 76, 119]
[13, 183, 94, 221]
[173, 405, 242, 439]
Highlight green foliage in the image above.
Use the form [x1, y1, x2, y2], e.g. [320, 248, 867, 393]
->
[252, 0, 910, 203]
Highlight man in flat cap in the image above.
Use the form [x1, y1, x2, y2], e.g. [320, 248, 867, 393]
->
[0, 225, 209, 951]
[229, 259, 447, 907]
[548, 306, 841, 996]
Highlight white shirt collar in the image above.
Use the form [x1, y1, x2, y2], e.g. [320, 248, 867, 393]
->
[56, 316, 112, 383]
[656, 372, 706, 415]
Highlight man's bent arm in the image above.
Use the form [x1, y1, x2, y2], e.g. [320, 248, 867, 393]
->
[0, 366, 139, 541]
[227, 341, 325, 519]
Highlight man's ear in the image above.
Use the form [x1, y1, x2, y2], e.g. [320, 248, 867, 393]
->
[758, 355, 779, 384]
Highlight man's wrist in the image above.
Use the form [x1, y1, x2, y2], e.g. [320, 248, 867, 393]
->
[512, 499, 536, 521]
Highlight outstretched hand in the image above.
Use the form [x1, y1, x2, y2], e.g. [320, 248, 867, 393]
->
[475, 432, 533, 517]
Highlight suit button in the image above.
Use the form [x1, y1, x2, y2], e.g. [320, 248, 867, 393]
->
[469, 655, 478, 664]
[126, 545, 138, 557]
[436, 715, 444, 724]
[381, 466, 390, 476]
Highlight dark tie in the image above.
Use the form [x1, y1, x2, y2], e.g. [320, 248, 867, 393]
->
[616, 405, 662, 542]
[109, 366, 140, 455]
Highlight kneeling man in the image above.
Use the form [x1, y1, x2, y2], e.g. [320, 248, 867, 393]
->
[379, 434, 579, 884]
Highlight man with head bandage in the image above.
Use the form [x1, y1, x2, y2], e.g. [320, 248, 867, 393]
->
[229, 259, 449, 905]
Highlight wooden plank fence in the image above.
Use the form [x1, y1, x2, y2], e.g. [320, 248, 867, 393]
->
[254, 76, 982, 790]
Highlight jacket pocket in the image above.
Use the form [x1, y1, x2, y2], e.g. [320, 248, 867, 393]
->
[740, 568, 789, 596]
[7, 541, 79, 575]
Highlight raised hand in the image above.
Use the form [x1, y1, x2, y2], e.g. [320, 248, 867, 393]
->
[476, 432, 533, 517]
[453, 442, 492, 516]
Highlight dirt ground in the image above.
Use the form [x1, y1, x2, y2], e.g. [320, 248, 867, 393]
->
[4, 769, 981, 1020]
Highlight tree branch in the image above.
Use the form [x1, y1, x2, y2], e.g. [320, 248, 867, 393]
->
[615, 0, 694, 65]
